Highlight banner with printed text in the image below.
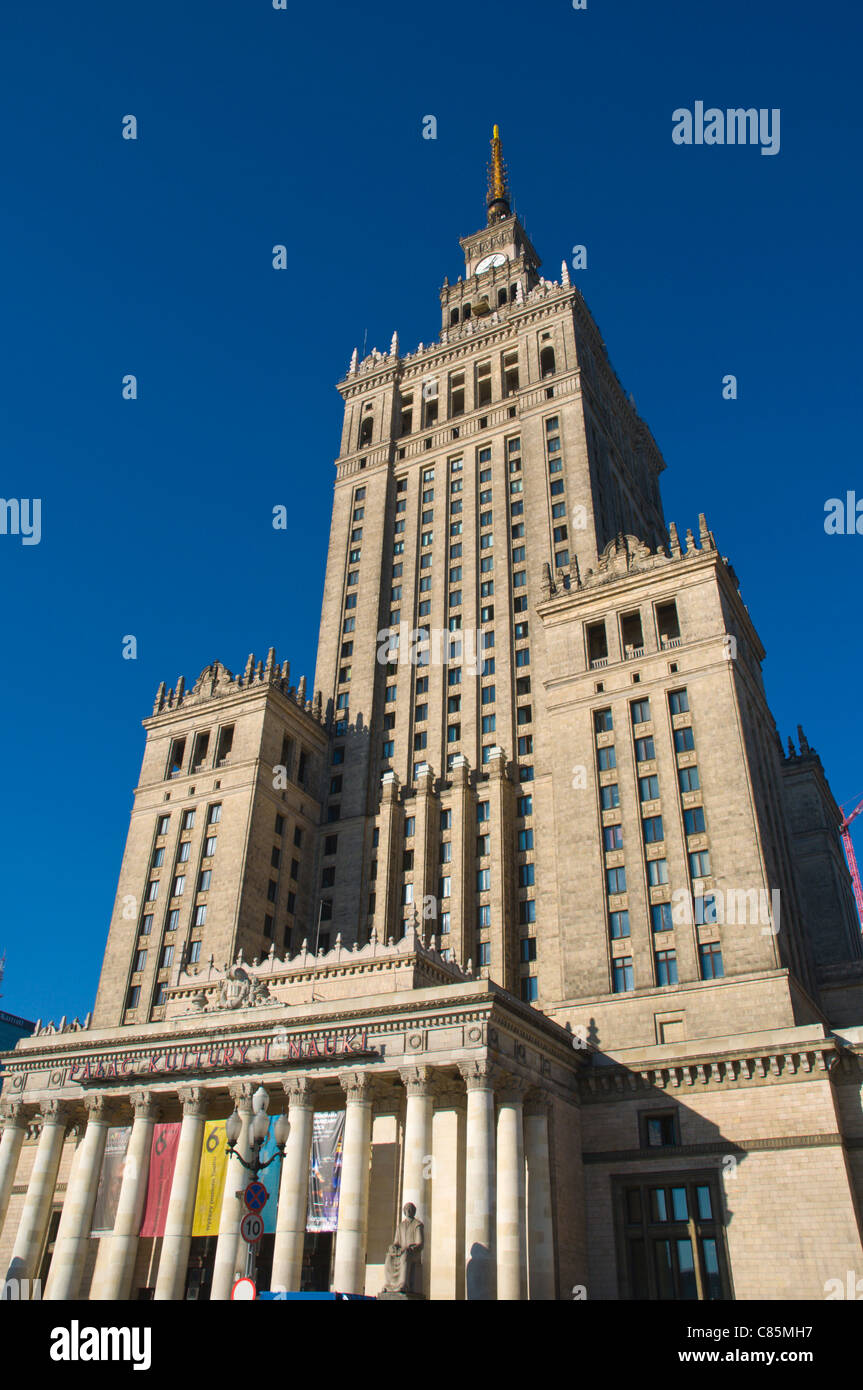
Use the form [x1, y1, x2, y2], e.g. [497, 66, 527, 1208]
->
[139, 1121, 181, 1237]
[307, 1111, 344, 1233]
[90, 1125, 132, 1234]
[191, 1120, 228, 1237]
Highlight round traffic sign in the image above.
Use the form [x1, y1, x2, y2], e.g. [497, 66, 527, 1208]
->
[240, 1211, 264, 1244]
[231, 1276, 257, 1301]
[244, 1181, 269, 1213]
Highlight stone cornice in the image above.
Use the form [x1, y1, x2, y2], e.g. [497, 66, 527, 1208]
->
[579, 1043, 841, 1102]
[584, 1133, 844, 1164]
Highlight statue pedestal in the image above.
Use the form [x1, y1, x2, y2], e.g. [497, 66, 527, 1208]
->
[377, 1290, 425, 1301]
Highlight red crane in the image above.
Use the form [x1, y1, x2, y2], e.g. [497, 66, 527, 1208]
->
[839, 797, 863, 932]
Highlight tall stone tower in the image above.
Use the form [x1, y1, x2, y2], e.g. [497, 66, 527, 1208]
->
[311, 126, 861, 1035]
[92, 653, 327, 1028]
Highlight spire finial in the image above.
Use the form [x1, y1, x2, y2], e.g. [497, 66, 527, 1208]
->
[486, 124, 510, 224]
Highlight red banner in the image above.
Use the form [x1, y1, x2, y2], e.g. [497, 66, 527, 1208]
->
[139, 1122, 181, 1237]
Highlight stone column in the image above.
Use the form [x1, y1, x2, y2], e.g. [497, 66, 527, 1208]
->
[496, 1081, 527, 1300]
[524, 1096, 556, 1299]
[430, 1083, 466, 1300]
[332, 1071, 374, 1295]
[210, 1082, 254, 1302]
[89, 1090, 160, 1301]
[271, 1077, 315, 1294]
[154, 1087, 208, 1301]
[6, 1099, 70, 1286]
[399, 1066, 433, 1297]
[459, 1060, 497, 1300]
[0, 1099, 28, 1234]
[45, 1095, 113, 1300]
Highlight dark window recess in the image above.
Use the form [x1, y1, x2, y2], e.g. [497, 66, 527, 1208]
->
[216, 725, 234, 766]
[621, 611, 644, 655]
[657, 600, 681, 647]
[540, 346, 556, 378]
[167, 738, 186, 779]
[587, 622, 608, 666]
[191, 731, 210, 771]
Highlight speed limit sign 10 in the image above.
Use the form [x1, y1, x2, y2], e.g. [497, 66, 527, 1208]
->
[240, 1211, 264, 1244]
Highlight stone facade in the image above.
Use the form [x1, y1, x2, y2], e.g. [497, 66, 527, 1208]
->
[1, 129, 862, 1302]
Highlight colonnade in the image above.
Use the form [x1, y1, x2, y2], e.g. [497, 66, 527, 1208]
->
[0, 1062, 556, 1301]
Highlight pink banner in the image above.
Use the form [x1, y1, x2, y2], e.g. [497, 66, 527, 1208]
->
[139, 1122, 181, 1237]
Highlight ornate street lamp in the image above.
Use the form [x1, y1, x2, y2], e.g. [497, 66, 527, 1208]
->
[225, 1085, 290, 1282]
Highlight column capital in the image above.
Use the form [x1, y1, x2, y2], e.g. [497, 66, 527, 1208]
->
[177, 1086, 209, 1118]
[523, 1091, 551, 1119]
[39, 1097, 72, 1126]
[0, 1096, 27, 1125]
[282, 1076, 316, 1108]
[83, 1093, 117, 1123]
[458, 1059, 499, 1092]
[228, 1080, 256, 1111]
[130, 1089, 161, 1121]
[339, 1070, 375, 1103]
[399, 1065, 434, 1098]
[496, 1074, 528, 1106]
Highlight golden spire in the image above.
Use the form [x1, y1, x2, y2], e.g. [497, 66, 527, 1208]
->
[486, 123, 510, 222]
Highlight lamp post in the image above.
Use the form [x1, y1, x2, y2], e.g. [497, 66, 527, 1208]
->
[225, 1085, 290, 1282]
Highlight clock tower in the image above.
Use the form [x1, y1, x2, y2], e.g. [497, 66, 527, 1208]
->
[440, 126, 541, 333]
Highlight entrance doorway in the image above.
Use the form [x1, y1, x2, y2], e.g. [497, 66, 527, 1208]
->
[300, 1232, 334, 1292]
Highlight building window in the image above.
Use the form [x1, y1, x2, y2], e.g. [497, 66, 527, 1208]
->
[616, 1174, 730, 1300]
[161, 945, 174, 968]
[603, 824, 623, 852]
[639, 775, 660, 801]
[208, 804, 222, 824]
[699, 942, 724, 979]
[204, 836, 217, 858]
[651, 902, 673, 933]
[643, 815, 664, 844]
[477, 903, 491, 928]
[635, 737, 656, 762]
[601, 784, 620, 810]
[178, 841, 191, 864]
[613, 957, 634, 993]
[477, 801, 490, 823]
[607, 866, 627, 895]
[655, 948, 678, 985]
[674, 727, 695, 753]
[519, 900, 536, 924]
[684, 807, 706, 835]
[140, 914, 153, 936]
[598, 747, 617, 772]
[477, 869, 490, 891]
[134, 950, 147, 973]
[126, 985, 141, 1010]
[689, 850, 711, 879]
[167, 909, 180, 931]
[520, 977, 539, 1003]
[189, 940, 202, 963]
[194, 905, 207, 927]
[669, 689, 690, 715]
[198, 869, 211, 892]
[648, 859, 669, 886]
[610, 910, 630, 939]
[172, 875, 186, 897]
[641, 1112, 679, 1148]
[479, 942, 491, 966]
[157, 815, 170, 835]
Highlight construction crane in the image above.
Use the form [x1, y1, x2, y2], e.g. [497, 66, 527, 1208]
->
[839, 797, 863, 932]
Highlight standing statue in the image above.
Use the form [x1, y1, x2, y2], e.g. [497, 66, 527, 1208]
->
[381, 1203, 424, 1297]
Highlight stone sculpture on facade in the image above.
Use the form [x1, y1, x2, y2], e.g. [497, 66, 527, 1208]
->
[380, 1202, 424, 1298]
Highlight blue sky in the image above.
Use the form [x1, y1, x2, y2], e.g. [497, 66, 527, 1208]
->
[1, 0, 860, 1024]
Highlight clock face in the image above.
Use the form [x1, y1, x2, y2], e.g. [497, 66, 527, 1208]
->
[475, 252, 507, 274]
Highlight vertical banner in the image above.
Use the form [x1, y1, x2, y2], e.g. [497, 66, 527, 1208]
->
[192, 1120, 228, 1237]
[307, 1111, 344, 1233]
[259, 1118, 282, 1235]
[139, 1121, 181, 1238]
[90, 1125, 132, 1234]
